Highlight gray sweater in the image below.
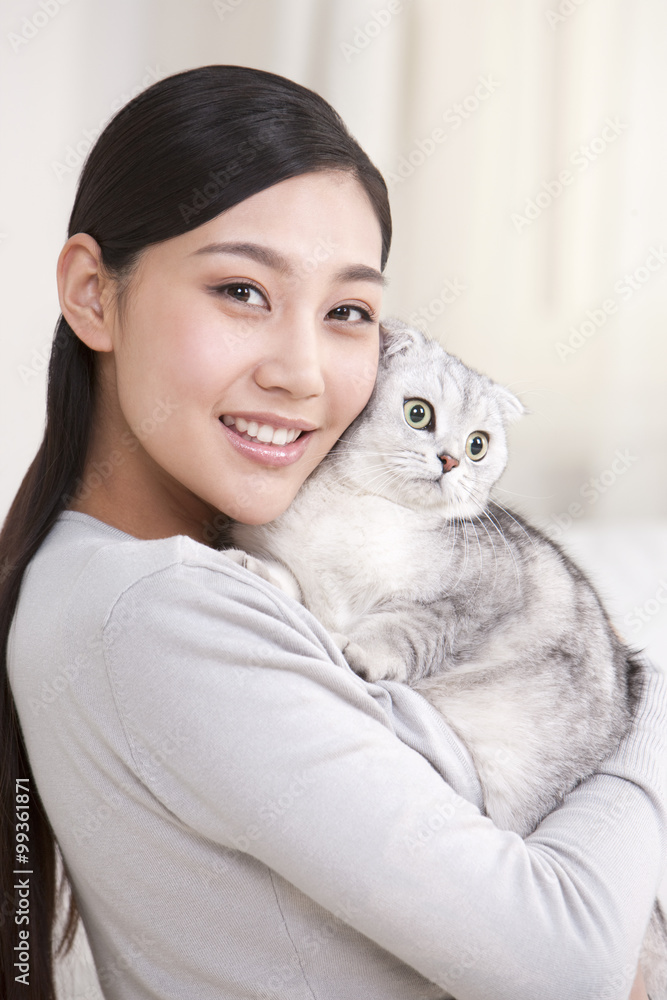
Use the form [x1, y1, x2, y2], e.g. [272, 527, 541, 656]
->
[8, 510, 667, 999]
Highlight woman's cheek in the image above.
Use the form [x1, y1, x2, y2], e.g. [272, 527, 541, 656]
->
[341, 347, 379, 421]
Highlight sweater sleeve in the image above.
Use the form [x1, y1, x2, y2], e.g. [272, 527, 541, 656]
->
[102, 550, 667, 1000]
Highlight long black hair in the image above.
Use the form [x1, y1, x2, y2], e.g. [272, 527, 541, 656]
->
[0, 64, 392, 999]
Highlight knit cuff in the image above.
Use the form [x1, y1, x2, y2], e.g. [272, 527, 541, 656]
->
[597, 660, 667, 858]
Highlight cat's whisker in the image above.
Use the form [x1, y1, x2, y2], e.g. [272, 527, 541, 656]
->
[327, 441, 427, 462]
[487, 499, 540, 560]
[343, 466, 414, 502]
[461, 516, 486, 599]
[455, 479, 489, 518]
[479, 506, 522, 593]
[455, 479, 522, 593]
[473, 513, 500, 592]
[493, 485, 555, 501]
[446, 482, 489, 596]
[445, 517, 473, 593]
[435, 516, 458, 570]
[446, 519, 459, 567]
[440, 517, 462, 583]
[326, 450, 435, 482]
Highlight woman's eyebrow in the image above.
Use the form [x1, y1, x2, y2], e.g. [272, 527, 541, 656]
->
[189, 240, 386, 287]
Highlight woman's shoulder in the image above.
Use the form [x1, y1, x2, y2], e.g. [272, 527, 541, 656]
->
[18, 510, 338, 658]
[10, 507, 344, 720]
[29, 509, 276, 612]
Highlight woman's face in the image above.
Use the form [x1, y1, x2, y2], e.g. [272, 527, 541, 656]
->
[62, 170, 384, 541]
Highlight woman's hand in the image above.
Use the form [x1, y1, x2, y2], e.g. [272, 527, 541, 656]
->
[629, 963, 648, 999]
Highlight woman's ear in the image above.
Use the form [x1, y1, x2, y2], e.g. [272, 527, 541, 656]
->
[56, 233, 115, 352]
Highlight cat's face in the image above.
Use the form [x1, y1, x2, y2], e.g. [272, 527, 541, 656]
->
[335, 320, 523, 517]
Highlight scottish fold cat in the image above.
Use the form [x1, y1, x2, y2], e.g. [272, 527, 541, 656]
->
[223, 317, 667, 995]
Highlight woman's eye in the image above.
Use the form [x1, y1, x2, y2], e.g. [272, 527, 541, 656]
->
[403, 398, 434, 431]
[214, 283, 267, 307]
[466, 431, 489, 461]
[328, 304, 373, 322]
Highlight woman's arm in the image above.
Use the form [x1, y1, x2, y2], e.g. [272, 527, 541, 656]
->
[103, 546, 667, 1000]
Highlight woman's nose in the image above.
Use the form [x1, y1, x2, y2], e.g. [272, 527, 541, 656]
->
[253, 320, 326, 398]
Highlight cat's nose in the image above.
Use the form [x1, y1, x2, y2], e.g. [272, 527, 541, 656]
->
[439, 454, 459, 474]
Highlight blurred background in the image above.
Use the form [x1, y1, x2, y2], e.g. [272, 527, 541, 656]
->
[1, 0, 666, 994]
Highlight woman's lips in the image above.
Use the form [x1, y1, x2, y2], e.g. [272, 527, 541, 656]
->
[219, 417, 313, 467]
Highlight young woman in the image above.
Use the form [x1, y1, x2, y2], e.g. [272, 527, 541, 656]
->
[1, 65, 665, 1000]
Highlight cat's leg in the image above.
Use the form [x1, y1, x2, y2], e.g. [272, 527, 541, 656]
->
[328, 632, 351, 653]
[339, 602, 448, 684]
[339, 634, 408, 683]
[222, 550, 303, 603]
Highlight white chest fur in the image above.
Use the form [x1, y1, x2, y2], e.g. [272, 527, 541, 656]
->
[233, 487, 447, 633]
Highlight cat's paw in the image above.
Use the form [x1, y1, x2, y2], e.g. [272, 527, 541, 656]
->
[343, 640, 409, 684]
[223, 549, 302, 602]
[328, 632, 350, 653]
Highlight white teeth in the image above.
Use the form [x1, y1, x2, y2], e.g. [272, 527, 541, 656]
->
[256, 424, 275, 443]
[221, 415, 305, 446]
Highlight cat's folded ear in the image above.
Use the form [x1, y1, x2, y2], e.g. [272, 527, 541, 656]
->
[380, 318, 427, 359]
[494, 384, 525, 424]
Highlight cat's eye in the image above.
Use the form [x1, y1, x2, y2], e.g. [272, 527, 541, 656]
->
[403, 399, 434, 431]
[466, 431, 489, 461]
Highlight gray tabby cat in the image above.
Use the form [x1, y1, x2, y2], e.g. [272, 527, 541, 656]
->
[224, 317, 667, 996]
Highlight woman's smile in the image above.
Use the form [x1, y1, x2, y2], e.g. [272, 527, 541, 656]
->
[219, 412, 316, 467]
